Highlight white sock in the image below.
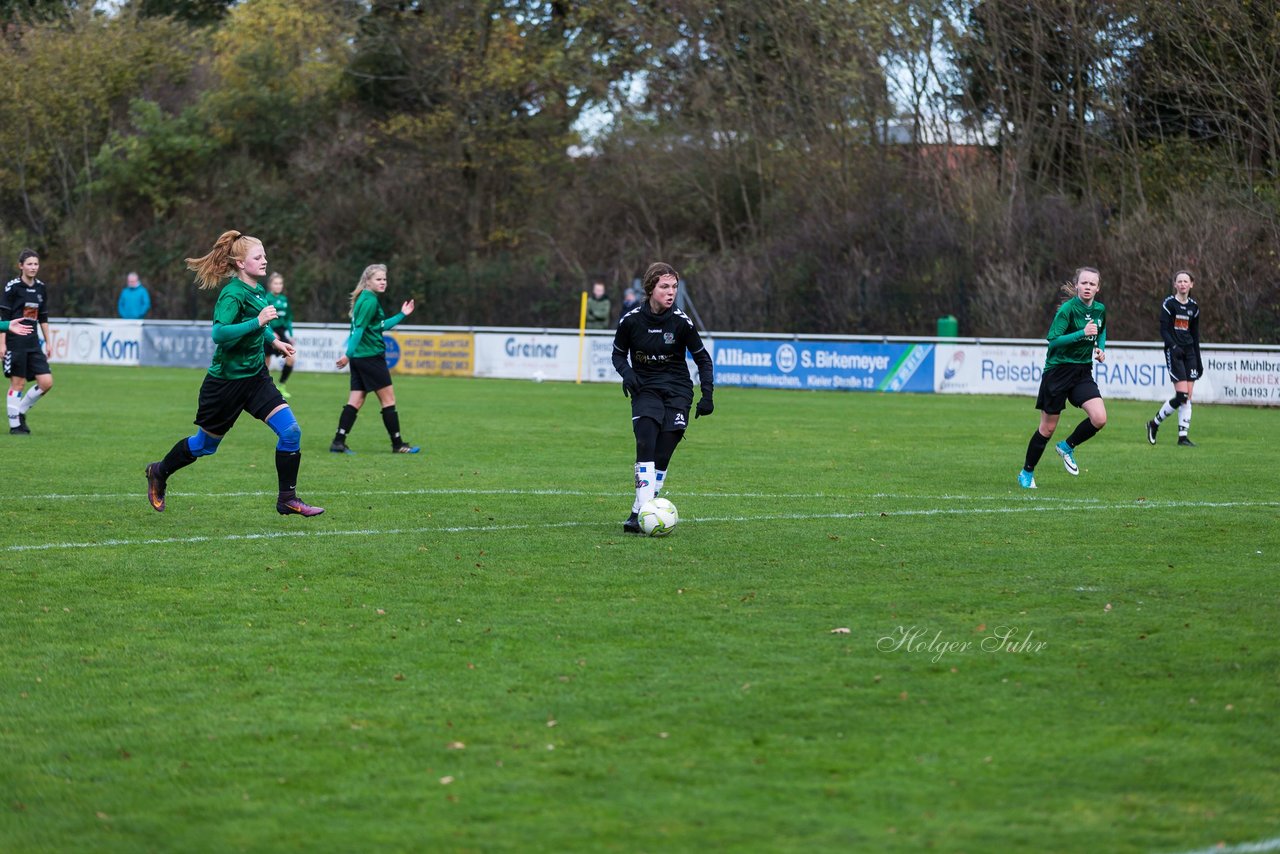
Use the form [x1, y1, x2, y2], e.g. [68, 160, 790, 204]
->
[19, 386, 44, 413]
[6, 390, 19, 427]
[1178, 401, 1191, 435]
[1153, 401, 1175, 425]
[655, 469, 666, 496]
[632, 461, 656, 513]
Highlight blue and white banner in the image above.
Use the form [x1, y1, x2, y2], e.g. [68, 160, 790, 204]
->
[47, 320, 142, 366]
[712, 338, 935, 392]
[40, 318, 1280, 406]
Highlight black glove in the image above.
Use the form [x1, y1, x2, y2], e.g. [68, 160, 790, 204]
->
[621, 370, 641, 398]
[695, 396, 714, 418]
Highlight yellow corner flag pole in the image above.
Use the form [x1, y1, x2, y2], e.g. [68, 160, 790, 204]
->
[576, 291, 588, 384]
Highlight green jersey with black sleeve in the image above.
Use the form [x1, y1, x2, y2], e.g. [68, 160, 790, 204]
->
[267, 292, 292, 336]
[347, 290, 406, 359]
[208, 277, 271, 379]
[1044, 296, 1106, 369]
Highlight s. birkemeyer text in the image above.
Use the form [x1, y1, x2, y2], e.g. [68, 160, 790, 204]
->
[877, 626, 1046, 663]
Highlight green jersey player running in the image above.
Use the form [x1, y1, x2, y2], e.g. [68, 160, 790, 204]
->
[1018, 267, 1109, 489]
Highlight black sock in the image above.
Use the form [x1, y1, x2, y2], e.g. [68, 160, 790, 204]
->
[334, 404, 358, 444]
[1065, 418, 1100, 449]
[279, 364, 293, 384]
[158, 438, 197, 479]
[381, 405, 402, 447]
[1024, 430, 1050, 472]
[276, 450, 301, 499]
[655, 429, 684, 470]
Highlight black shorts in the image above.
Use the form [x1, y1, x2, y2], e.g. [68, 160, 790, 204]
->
[4, 349, 51, 380]
[1166, 346, 1201, 383]
[349, 354, 393, 393]
[631, 387, 691, 432]
[194, 366, 287, 435]
[1035, 363, 1101, 414]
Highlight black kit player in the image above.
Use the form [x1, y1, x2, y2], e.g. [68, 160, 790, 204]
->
[612, 261, 714, 533]
[1018, 266, 1108, 489]
[1, 249, 54, 435]
[1147, 270, 1202, 447]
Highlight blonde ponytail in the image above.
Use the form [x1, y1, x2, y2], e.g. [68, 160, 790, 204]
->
[185, 230, 260, 290]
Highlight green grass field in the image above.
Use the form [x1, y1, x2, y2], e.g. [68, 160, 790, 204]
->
[3, 365, 1278, 853]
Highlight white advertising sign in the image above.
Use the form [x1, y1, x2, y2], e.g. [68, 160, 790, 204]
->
[1200, 350, 1280, 405]
[474, 332, 617, 382]
[935, 343, 1044, 397]
[276, 326, 352, 374]
[935, 343, 1279, 405]
[46, 320, 142, 366]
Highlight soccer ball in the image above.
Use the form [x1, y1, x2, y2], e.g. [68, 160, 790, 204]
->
[638, 498, 679, 537]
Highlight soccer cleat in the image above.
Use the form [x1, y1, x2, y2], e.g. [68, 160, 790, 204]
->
[1146, 419, 1158, 445]
[392, 443, 421, 454]
[1055, 441, 1079, 476]
[1177, 435, 1197, 447]
[278, 386, 291, 400]
[1017, 469, 1037, 489]
[9, 424, 29, 435]
[277, 496, 325, 517]
[329, 440, 354, 454]
[622, 512, 642, 534]
[145, 462, 167, 512]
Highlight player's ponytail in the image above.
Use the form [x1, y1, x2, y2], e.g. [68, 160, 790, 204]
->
[641, 261, 679, 296]
[185, 230, 258, 290]
[348, 264, 387, 317]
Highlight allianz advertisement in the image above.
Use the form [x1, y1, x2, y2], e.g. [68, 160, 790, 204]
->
[712, 338, 935, 392]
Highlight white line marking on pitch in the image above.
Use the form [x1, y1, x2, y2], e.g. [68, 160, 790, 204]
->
[1166, 837, 1280, 854]
[6, 500, 1278, 553]
[12, 487, 1105, 503]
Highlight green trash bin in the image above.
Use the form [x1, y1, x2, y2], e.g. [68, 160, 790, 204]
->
[937, 315, 959, 338]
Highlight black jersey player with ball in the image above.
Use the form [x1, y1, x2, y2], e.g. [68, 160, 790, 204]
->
[612, 262, 715, 533]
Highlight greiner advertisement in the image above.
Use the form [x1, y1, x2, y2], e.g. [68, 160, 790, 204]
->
[473, 332, 619, 382]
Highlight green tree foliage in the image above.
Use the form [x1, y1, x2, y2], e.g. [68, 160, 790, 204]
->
[0, 7, 192, 274]
[0, 1, 1277, 341]
[133, 0, 234, 26]
[89, 100, 216, 218]
[350, 1, 640, 264]
[203, 0, 354, 156]
[0, 0, 77, 24]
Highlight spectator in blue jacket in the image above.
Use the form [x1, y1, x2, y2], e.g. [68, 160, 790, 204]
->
[117, 272, 151, 319]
